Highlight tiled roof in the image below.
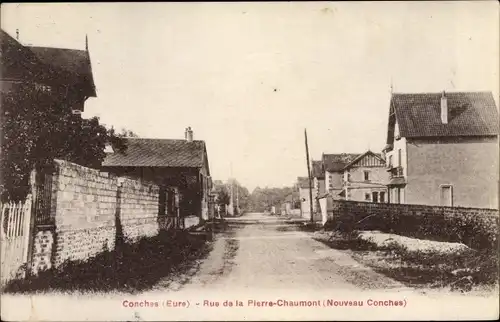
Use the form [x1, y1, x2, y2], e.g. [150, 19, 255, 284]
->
[0, 29, 96, 97]
[311, 160, 324, 178]
[322, 153, 360, 172]
[29, 46, 96, 97]
[102, 138, 207, 169]
[1, 29, 47, 83]
[390, 92, 499, 140]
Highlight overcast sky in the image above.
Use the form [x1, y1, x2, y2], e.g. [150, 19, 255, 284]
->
[2, 2, 498, 191]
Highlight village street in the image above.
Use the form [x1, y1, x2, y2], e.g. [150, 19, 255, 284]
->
[162, 212, 409, 292]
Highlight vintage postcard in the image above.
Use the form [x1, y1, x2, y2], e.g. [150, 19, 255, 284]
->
[1, 1, 499, 321]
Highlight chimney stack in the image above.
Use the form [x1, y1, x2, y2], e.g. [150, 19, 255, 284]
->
[440, 91, 448, 124]
[185, 127, 193, 142]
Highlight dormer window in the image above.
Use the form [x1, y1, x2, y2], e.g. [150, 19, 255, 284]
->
[35, 83, 52, 92]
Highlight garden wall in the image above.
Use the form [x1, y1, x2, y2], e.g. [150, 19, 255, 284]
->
[32, 160, 160, 273]
[326, 198, 499, 250]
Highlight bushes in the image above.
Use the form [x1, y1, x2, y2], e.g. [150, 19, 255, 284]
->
[4, 230, 210, 294]
[326, 201, 499, 251]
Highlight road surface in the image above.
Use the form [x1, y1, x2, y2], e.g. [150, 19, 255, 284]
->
[178, 212, 408, 292]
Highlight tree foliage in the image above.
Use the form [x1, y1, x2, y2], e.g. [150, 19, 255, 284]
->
[0, 85, 126, 201]
[247, 186, 298, 212]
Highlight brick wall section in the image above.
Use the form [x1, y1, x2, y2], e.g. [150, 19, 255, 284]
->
[31, 160, 161, 271]
[327, 199, 499, 250]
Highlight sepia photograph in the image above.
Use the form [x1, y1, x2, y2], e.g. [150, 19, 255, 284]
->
[0, 1, 499, 321]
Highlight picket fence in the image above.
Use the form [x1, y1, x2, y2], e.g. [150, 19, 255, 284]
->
[0, 195, 32, 286]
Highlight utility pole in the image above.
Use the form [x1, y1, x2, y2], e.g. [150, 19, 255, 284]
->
[304, 129, 314, 223]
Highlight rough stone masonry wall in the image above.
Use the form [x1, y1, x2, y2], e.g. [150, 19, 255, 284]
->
[119, 178, 159, 241]
[31, 160, 161, 270]
[327, 199, 499, 250]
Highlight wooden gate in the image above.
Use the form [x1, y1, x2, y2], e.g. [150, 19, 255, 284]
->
[0, 195, 32, 286]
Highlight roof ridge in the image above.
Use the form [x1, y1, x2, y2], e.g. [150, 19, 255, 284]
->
[126, 137, 204, 141]
[28, 45, 86, 53]
[392, 91, 493, 95]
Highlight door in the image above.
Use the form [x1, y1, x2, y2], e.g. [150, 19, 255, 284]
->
[440, 185, 453, 206]
[372, 192, 379, 203]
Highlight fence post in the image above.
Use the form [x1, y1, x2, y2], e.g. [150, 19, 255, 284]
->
[25, 168, 38, 276]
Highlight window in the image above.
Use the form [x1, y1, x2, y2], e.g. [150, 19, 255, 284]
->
[388, 155, 393, 167]
[440, 185, 453, 207]
[365, 193, 370, 201]
[380, 191, 386, 203]
[372, 192, 379, 203]
[398, 149, 402, 167]
[364, 171, 370, 181]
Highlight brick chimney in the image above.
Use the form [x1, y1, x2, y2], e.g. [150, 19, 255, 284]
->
[185, 127, 193, 142]
[441, 91, 448, 124]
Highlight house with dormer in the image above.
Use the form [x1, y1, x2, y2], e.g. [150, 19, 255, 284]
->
[383, 91, 499, 209]
[338, 150, 389, 202]
[0, 28, 96, 114]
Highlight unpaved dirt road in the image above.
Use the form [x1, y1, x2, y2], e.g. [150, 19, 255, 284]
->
[178, 212, 409, 292]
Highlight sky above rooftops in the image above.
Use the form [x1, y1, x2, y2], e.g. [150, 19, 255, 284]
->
[2, 2, 498, 191]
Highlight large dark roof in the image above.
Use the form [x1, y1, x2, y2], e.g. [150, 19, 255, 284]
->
[0, 29, 45, 82]
[322, 153, 360, 172]
[388, 91, 498, 142]
[29, 46, 96, 97]
[0, 28, 96, 97]
[102, 138, 208, 171]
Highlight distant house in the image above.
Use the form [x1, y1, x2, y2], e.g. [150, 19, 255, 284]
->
[0, 28, 96, 114]
[383, 91, 499, 208]
[297, 177, 311, 219]
[338, 150, 389, 202]
[311, 160, 326, 207]
[102, 127, 213, 228]
[322, 153, 359, 198]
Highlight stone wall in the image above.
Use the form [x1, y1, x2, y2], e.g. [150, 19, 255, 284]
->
[326, 198, 499, 250]
[32, 160, 161, 272]
[119, 178, 159, 241]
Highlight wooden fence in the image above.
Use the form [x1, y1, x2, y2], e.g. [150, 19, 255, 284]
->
[1, 195, 32, 286]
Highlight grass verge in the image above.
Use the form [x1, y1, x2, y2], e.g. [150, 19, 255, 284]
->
[315, 230, 498, 292]
[3, 230, 211, 294]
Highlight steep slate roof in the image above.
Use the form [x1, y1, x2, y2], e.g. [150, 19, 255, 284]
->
[29, 46, 96, 97]
[311, 160, 324, 179]
[322, 153, 360, 172]
[388, 91, 499, 143]
[102, 138, 208, 171]
[0, 29, 47, 83]
[0, 28, 96, 97]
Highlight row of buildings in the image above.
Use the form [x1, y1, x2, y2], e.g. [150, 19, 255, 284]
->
[296, 90, 499, 218]
[1, 28, 215, 227]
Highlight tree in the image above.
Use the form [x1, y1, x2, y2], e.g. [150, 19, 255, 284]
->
[247, 186, 295, 212]
[118, 128, 139, 138]
[0, 85, 126, 201]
